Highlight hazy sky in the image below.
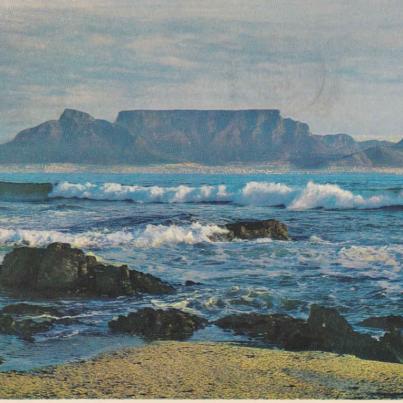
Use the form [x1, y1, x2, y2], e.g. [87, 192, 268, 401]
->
[1, 0, 403, 142]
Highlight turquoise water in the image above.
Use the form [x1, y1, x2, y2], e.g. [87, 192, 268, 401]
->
[0, 171, 401, 370]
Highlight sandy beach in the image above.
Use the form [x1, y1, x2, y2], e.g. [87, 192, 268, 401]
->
[0, 341, 402, 399]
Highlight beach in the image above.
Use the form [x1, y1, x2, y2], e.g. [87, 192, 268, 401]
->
[0, 341, 402, 399]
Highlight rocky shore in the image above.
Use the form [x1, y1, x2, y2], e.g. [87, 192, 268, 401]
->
[0, 219, 401, 398]
[0, 342, 402, 399]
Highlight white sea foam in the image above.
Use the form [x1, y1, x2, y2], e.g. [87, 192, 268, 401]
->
[50, 182, 231, 203]
[338, 245, 402, 269]
[0, 222, 228, 249]
[49, 180, 403, 210]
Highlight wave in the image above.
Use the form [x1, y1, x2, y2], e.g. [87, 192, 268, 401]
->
[0, 180, 402, 210]
[0, 222, 229, 249]
[49, 180, 403, 210]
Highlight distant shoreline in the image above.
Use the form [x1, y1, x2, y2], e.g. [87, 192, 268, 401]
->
[0, 341, 402, 399]
[0, 163, 402, 174]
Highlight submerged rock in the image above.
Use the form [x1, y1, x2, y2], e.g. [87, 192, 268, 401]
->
[0, 303, 82, 341]
[109, 308, 207, 340]
[215, 305, 401, 363]
[184, 280, 202, 287]
[359, 315, 403, 330]
[0, 313, 54, 341]
[220, 219, 289, 241]
[0, 243, 174, 297]
[0, 303, 66, 341]
[0, 303, 62, 317]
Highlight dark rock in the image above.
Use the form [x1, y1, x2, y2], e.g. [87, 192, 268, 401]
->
[0, 313, 54, 341]
[215, 313, 312, 350]
[307, 305, 397, 363]
[215, 305, 401, 363]
[380, 329, 403, 362]
[0, 303, 62, 317]
[185, 280, 201, 286]
[109, 308, 207, 340]
[359, 315, 403, 330]
[221, 219, 289, 241]
[0, 243, 174, 297]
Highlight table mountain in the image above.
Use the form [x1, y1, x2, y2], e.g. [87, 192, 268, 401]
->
[0, 108, 401, 168]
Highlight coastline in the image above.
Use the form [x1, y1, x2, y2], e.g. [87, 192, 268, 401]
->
[0, 162, 402, 174]
[0, 341, 402, 399]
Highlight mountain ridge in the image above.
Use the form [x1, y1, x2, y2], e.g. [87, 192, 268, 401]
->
[0, 108, 402, 168]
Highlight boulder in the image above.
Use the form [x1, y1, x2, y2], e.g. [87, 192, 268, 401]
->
[215, 313, 311, 349]
[359, 315, 403, 330]
[220, 219, 289, 241]
[380, 329, 403, 362]
[215, 305, 401, 363]
[307, 305, 397, 363]
[109, 307, 207, 340]
[0, 243, 174, 297]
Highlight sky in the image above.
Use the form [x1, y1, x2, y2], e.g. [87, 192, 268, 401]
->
[1, 0, 403, 142]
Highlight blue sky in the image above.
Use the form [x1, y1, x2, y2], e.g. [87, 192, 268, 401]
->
[1, 0, 403, 142]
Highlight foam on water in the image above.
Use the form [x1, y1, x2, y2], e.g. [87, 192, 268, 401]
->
[338, 245, 402, 269]
[0, 222, 229, 249]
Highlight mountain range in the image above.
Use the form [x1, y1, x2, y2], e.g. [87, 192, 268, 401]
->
[0, 108, 402, 168]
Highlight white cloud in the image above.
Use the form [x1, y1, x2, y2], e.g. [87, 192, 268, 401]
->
[0, 0, 403, 141]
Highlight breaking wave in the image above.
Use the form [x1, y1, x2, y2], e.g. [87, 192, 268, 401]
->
[0, 222, 228, 249]
[49, 180, 403, 210]
[0, 180, 402, 210]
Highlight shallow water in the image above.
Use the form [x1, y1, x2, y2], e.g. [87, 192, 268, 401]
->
[0, 171, 401, 371]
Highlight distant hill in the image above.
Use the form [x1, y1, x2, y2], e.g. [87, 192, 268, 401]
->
[0, 108, 401, 168]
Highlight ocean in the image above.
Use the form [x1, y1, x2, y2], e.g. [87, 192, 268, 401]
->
[0, 170, 401, 371]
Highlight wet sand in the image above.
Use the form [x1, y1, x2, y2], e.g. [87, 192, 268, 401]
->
[0, 341, 402, 399]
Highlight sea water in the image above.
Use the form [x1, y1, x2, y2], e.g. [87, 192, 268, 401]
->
[0, 170, 401, 371]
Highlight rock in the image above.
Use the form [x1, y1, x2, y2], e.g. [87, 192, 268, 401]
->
[306, 305, 397, 363]
[184, 280, 201, 286]
[109, 308, 207, 340]
[0, 313, 54, 341]
[0, 303, 62, 317]
[0, 243, 174, 297]
[215, 305, 401, 363]
[221, 219, 289, 241]
[215, 313, 312, 350]
[359, 315, 403, 330]
[380, 329, 403, 362]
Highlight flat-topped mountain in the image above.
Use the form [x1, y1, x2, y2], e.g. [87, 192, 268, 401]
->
[0, 108, 402, 167]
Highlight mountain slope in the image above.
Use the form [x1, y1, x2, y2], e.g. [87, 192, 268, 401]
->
[0, 109, 155, 164]
[0, 108, 401, 167]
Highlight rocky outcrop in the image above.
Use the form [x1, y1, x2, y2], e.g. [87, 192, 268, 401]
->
[109, 308, 207, 340]
[359, 315, 403, 330]
[215, 313, 310, 350]
[0, 243, 174, 297]
[215, 305, 401, 363]
[218, 219, 289, 241]
[381, 329, 403, 362]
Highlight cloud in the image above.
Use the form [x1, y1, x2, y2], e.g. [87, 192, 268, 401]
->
[0, 0, 403, 141]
